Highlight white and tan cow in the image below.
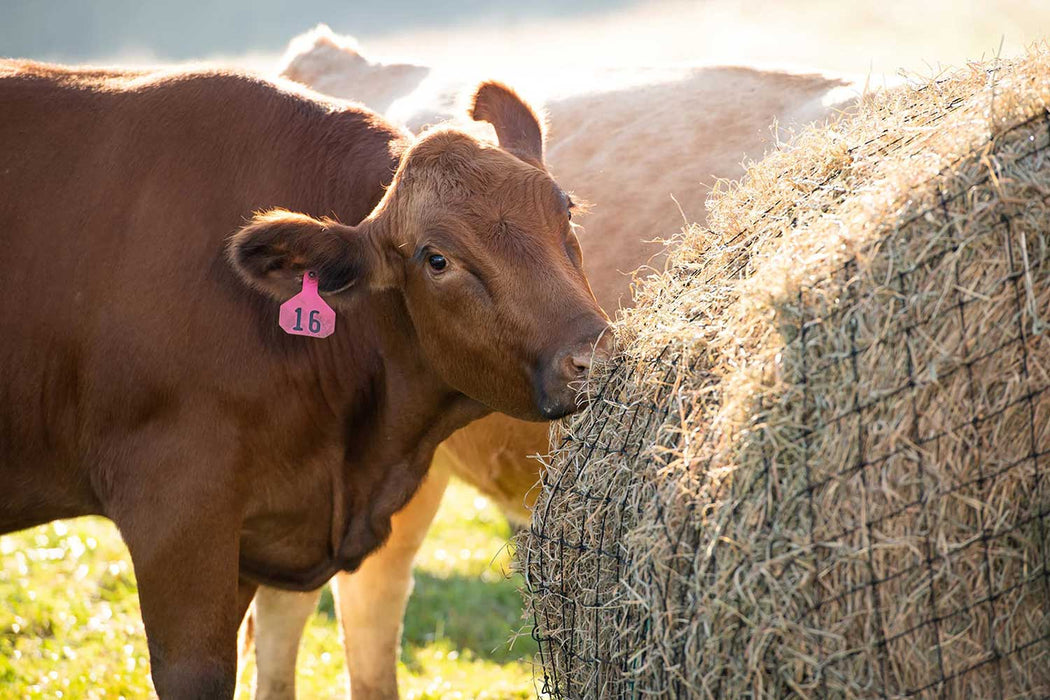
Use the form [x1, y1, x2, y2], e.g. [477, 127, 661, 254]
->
[243, 25, 859, 699]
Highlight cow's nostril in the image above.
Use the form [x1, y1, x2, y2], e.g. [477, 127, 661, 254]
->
[561, 327, 614, 380]
[559, 352, 589, 380]
[570, 352, 592, 376]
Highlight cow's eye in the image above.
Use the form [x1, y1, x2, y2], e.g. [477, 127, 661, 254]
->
[427, 254, 447, 272]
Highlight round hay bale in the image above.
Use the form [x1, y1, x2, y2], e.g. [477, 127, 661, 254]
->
[521, 49, 1050, 698]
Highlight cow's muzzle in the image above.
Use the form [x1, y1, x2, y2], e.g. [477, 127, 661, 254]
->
[535, 323, 614, 419]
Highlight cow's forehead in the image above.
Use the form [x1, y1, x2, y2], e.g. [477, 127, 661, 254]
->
[410, 171, 567, 257]
[425, 179, 564, 235]
[398, 132, 563, 210]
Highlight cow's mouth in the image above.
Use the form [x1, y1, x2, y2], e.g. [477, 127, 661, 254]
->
[538, 394, 580, 420]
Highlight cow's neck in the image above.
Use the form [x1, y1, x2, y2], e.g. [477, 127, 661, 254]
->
[239, 119, 488, 590]
[239, 288, 489, 591]
[345, 287, 488, 467]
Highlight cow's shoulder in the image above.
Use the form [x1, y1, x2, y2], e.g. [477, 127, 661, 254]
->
[131, 69, 409, 150]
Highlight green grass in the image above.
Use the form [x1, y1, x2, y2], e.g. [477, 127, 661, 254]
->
[1, 480, 538, 699]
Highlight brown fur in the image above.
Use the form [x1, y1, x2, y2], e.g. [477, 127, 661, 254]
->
[0, 60, 607, 699]
[470, 81, 546, 165]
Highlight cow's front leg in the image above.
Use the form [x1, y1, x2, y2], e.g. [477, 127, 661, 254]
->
[118, 506, 247, 698]
[245, 586, 323, 700]
[334, 459, 451, 699]
[109, 436, 248, 699]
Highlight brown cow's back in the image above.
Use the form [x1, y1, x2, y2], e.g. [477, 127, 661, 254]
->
[548, 66, 851, 311]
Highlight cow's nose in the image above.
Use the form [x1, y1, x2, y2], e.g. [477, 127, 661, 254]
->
[560, 328, 614, 380]
[537, 325, 615, 420]
[567, 350, 591, 376]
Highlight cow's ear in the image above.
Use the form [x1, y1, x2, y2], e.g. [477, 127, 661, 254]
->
[227, 209, 376, 300]
[469, 81, 545, 165]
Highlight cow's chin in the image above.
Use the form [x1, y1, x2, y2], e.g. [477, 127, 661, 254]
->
[538, 402, 576, 421]
[534, 385, 587, 422]
[478, 396, 554, 423]
[444, 375, 548, 423]
[441, 364, 585, 422]
[503, 385, 586, 423]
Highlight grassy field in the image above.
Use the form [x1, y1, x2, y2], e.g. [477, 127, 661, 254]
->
[0, 479, 538, 699]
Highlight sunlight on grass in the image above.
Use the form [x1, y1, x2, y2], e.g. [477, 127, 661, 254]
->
[1, 479, 537, 698]
[0, 518, 152, 698]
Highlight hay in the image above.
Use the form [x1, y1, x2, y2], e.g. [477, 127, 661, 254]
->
[520, 48, 1050, 698]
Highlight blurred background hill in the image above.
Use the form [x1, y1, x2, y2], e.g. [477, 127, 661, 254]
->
[4, 0, 1050, 82]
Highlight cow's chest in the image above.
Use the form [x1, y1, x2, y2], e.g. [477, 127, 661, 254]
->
[237, 436, 436, 589]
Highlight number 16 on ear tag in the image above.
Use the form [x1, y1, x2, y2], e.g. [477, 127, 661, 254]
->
[279, 271, 336, 338]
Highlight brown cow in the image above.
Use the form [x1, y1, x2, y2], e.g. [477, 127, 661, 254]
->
[0, 59, 610, 699]
[244, 27, 859, 700]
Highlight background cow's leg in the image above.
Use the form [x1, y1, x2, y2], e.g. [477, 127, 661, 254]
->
[334, 456, 452, 700]
[247, 586, 323, 700]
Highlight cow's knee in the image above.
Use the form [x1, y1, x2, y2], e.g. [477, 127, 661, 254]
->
[137, 579, 242, 700]
[150, 656, 236, 700]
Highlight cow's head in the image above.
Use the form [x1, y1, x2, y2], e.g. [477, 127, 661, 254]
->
[228, 82, 610, 420]
[280, 24, 430, 114]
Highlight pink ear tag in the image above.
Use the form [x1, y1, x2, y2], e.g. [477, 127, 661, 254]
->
[279, 271, 336, 338]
